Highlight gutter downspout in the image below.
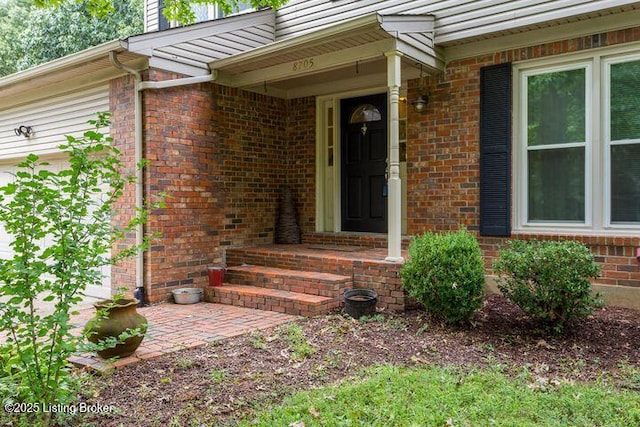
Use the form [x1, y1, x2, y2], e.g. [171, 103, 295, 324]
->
[109, 51, 218, 304]
[109, 51, 145, 303]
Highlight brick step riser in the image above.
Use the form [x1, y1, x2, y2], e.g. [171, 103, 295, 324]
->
[226, 251, 355, 277]
[204, 287, 341, 317]
[301, 233, 413, 250]
[224, 247, 406, 312]
[225, 270, 350, 299]
[302, 233, 389, 249]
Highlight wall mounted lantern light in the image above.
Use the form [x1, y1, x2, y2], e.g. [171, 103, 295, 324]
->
[412, 64, 429, 113]
[412, 94, 429, 113]
[14, 125, 33, 138]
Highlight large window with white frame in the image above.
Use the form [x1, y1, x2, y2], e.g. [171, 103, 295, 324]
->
[605, 56, 640, 225]
[516, 51, 640, 234]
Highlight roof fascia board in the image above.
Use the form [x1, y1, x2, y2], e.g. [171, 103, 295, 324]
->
[216, 38, 396, 88]
[0, 40, 128, 89]
[444, 8, 640, 62]
[209, 12, 384, 70]
[127, 8, 275, 54]
[0, 63, 140, 110]
[396, 38, 444, 71]
[378, 14, 435, 35]
[436, 1, 639, 46]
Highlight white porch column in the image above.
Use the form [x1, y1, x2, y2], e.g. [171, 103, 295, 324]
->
[385, 51, 403, 262]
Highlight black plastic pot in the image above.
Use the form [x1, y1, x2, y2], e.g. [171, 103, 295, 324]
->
[344, 288, 378, 319]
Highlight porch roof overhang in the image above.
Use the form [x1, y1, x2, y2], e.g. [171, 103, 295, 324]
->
[208, 13, 443, 99]
[127, 9, 276, 78]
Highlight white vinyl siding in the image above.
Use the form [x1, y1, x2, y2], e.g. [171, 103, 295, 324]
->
[150, 23, 275, 74]
[146, 0, 160, 32]
[142, 0, 639, 45]
[129, 10, 275, 77]
[0, 85, 109, 160]
[275, 0, 639, 43]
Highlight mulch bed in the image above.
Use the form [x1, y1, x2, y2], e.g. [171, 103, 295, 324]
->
[80, 295, 640, 426]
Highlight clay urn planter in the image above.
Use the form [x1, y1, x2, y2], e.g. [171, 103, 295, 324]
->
[84, 298, 148, 359]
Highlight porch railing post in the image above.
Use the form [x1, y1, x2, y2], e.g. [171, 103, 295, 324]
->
[384, 50, 404, 262]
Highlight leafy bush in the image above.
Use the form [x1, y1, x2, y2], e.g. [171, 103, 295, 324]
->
[0, 113, 157, 427]
[401, 228, 485, 324]
[493, 239, 603, 333]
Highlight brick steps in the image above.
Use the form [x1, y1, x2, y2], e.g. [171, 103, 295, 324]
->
[226, 246, 387, 277]
[205, 284, 339, 317]
[212, 244, 405, 315]
[225, 265, 351, 298]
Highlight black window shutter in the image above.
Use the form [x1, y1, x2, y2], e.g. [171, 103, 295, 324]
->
[479, 63, 512, 237]
[158, 0, 170, 31]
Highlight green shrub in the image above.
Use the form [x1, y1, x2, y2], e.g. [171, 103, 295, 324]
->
[401, 228, 485, 324]
[0, 113, 160, 427]
[493, 239, 603, 333]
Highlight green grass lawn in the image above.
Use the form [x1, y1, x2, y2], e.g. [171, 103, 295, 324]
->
[241, 365, 640, 427]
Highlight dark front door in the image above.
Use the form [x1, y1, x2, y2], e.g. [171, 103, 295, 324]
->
[341, 93, 388, 233]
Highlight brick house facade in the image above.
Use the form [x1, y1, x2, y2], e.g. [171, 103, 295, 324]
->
[406, 27, 640, 304]
[3, 2, 640, 311]
[104, 21, 640, 308]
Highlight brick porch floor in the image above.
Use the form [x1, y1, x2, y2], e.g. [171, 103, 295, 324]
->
[68, 302, 296, 371]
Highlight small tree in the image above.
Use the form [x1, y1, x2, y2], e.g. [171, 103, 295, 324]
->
[401, 228, 486, 324]
[33, 0, 289, 26]
[0, 113, 157, 426]
[493, 239, 603, 333]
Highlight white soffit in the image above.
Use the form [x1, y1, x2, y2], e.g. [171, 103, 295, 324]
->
[209, 13, 441, 94]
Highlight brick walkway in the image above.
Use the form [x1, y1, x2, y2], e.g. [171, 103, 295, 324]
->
[68, 302, 296, 371]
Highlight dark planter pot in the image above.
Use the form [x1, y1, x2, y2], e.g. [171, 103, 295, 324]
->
[344, 288, 378, 319]
[84, 298, 148, 359]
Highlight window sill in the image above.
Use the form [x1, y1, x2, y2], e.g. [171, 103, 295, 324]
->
[510, 228, 640, 246]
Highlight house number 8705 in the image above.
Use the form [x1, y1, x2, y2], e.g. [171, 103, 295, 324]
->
[292, 58, 314, 72]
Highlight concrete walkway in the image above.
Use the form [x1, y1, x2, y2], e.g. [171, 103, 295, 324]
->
[68, 302, 297, 371]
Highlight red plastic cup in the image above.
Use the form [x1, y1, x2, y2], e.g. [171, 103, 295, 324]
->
[207, 266, 225, 287]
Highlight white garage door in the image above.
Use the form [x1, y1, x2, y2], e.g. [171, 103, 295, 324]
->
[0, 159, 111, 299]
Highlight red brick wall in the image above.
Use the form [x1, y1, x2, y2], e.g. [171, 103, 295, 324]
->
[142, 70, 221, 302]
[406, 27, 640, 289]
[479, 235, 640, 288]
[109, 26, 640, 303]
[110, 74, 138, 296]
[285, 97, 316, 233]
[138, 71, 315, 302]
[214, 85, 288, 248]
